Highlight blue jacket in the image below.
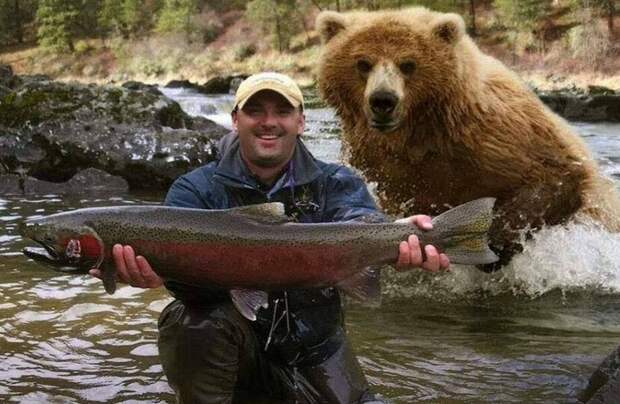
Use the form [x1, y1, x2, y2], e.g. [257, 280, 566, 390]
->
[164, 133, 383, 365]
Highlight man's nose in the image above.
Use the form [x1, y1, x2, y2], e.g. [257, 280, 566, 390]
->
[259, 111, 278, 126]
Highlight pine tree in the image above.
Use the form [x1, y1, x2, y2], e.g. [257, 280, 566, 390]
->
[494, 0, 552, 31]
[0, 0, 37, 47]
[99, 0, 152, 39]
[155, 0, 198, 39]
[246, 0, 300, 52]
[36, 0, 80, 52]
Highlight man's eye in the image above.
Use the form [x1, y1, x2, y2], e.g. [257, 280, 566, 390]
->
[278, 109, 294, 115]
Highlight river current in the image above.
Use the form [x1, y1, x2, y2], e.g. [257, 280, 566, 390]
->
[1, 88, 620, 403]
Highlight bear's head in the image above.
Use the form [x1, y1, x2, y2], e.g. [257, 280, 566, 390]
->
[317, 8, 468, 134]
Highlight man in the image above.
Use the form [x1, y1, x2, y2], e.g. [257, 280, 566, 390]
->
[91, 72, 449, 403]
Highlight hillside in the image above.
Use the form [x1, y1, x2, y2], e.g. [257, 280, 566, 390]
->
[0, 2, 618, 90]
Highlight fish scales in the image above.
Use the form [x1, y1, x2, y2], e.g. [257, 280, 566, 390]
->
[19, 198, 499, 318]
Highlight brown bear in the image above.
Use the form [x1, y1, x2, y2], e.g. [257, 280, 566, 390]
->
[316, 7, 620, 270]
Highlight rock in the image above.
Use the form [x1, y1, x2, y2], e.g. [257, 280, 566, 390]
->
[0, 174, 21, 195]
[536, 90, 620, 122]
[164, 79, 204, 92]
[0, 84, 11, 100]
[0, 76, 228, 191]
[0, 64, 21, 89]
[66, 167, 129, 193]
[23, 176, 65, 195]
[229, 77, 244, 93]
[0, 64, 13, 86]
[22, 168, 129, 195]
[121, 80, 162, 95]
[580, 345, 620, 403]
[588, 85, 616, 96]
[201, 76, 230, 93]
[200, 74, 248, 94]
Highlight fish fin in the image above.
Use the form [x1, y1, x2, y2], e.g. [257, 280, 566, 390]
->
[101, 263, 117, 294]
[84, 225, 116, 294]
[229, 203, 290, 224]
[230, 289, 269, 321]
[337, 267, 382, 305]
[351, 213, 388, 224]
[430, 197, 499, 265]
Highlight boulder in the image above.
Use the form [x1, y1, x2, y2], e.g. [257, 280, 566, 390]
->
[0, 74, 228, 191]
[22, 168, 129, 195]
[536, 87, 620, 122]
[0, 174, 21, 195]
[201, 74, 249, 94]
[580, 345, 620, 403]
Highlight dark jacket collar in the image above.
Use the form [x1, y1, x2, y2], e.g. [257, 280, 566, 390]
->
[213, 132, 323, 196]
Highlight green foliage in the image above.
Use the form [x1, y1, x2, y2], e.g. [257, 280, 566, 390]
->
[568, 23, 610, 60]
[155, 0, 199, 37]
[0, 0, 38, 46]
[99, 0, 155, 39]
[567, 3, 614, 60]
[233, 43, 257, 61]
[74, 40, 94, 55]
[246, 0, 301, 52]
[494, 0, 552, 31]
[36, 0, 80, 52]
[568, 0, 618, 38]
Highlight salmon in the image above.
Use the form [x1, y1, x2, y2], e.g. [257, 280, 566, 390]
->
[19, 198, 498, 319]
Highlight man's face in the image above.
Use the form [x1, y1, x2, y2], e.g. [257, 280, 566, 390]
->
[232, 90, 305, 170]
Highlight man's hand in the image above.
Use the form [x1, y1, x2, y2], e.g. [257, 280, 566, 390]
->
[89, 244, 164, 289]
[394, 215, 450, 272]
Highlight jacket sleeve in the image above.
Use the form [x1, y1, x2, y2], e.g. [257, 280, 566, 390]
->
[322, 166, 387, 223]
[164, 176, 210, 209]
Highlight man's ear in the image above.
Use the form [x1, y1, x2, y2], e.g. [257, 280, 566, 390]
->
[231, 110, 238, 131]
[297, 112, 305, 136]
[316, 11, 348, 44]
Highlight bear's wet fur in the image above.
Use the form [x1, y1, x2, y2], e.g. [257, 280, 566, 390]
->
[316, 7, 620, 269]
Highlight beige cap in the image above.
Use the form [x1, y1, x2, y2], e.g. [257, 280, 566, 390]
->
[234, 72, 304, 111]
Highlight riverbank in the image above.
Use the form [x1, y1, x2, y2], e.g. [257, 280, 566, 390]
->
[2, 34, 619, 93]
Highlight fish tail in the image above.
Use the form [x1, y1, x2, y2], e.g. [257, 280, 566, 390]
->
[429, 197, 499, 265]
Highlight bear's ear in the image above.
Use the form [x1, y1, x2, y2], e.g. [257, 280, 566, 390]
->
[316, 11, 348, 43]
[430, 13, 465, 45]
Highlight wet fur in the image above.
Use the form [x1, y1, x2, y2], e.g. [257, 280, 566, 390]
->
[317, 7, 620, 268]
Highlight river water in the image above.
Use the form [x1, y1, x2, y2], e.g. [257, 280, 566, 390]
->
[1, 88, 620, 403]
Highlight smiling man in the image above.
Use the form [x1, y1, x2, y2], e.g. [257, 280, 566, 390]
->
[92, 72, 449, 403]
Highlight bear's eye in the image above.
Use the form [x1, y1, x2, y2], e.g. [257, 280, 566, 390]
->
[356, 59, 372, 74]
[399, 61, 416, 75]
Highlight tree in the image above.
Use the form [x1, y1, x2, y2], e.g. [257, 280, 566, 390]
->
[36, 0, 80, 52]
[246, 0, 301, 52]
[494, 0, 554, 56]
[591, 0, 617, 38]
[99, 0, 154, 39]
[494, 0, 553, 31]
[0, 0, 37, 46]
[468, 0, 477, 36]
[155, 0, 198, 40]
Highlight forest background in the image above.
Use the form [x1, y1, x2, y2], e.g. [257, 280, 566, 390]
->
[0, 0, 618, 89]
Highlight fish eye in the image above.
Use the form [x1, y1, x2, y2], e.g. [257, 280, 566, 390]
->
[356, 59, 372, 74]
[399, 61, 416, 75]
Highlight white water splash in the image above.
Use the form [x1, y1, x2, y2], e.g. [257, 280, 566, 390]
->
[383, 221, 620, 300]
[501, 221, 620, 294]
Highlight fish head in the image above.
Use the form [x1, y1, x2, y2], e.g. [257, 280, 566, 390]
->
[19, 217, 103, 273]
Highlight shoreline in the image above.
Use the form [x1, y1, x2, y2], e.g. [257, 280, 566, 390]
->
[2, 45, 619, 93]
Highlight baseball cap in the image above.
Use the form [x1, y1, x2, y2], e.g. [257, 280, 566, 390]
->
[233, 72, 304, 111]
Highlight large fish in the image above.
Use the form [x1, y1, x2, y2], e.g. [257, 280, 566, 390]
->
[19, 198, 498, 319]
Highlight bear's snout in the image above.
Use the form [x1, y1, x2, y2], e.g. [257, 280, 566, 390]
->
[367, 89, 402, 132]
[369, 91, 398, 115]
